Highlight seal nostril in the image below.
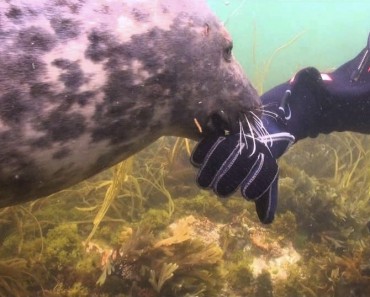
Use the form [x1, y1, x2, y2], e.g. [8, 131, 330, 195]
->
[223, 43, 233, 62]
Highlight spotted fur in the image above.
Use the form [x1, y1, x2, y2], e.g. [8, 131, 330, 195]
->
[0, 0, 260, 206]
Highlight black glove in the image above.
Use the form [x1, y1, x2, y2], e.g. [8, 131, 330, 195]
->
[191, 134, 278, 224]
[192, 32, 370, 223]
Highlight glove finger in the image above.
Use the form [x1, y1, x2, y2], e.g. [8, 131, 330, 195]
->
[190, 135, 222, 167]
[240, 151, 278, 200]
[254, 173, 279, 224]
[212, 144, 264, 197]
[196, 136, 241, 188]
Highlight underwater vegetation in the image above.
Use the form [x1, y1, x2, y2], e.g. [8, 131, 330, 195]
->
[97, 216, 224, 297]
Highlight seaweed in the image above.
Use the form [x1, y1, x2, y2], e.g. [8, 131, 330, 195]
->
[0, 258, 41, 297]
[148, 262, 179, 293]
[99, 217, 224, 297]
[175, 192, 231, 222]
[225, 259, 254, 293]
[86, 158, 134, 244]
[139, 209, 171, 231]
[138, 164, 175, 218]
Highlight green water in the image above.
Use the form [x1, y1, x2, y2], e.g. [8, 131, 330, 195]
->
[209, 0, 370, 91]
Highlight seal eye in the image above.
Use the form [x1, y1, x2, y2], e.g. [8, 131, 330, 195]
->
[223, 43, 233, 62]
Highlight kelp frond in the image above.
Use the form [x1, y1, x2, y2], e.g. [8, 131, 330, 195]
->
[139, 164, 175, 217]
[168, 138, 192, 166]
[86, 158, 134, 244]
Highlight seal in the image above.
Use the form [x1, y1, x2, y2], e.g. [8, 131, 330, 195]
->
[0, 0, 260, 207]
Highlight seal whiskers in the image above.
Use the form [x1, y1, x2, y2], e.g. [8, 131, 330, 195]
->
[237, 108, 275, 157]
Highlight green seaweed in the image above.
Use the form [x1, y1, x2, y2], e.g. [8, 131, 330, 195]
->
[175, 192, 231, 222]
[43, 224, 83, 271]
[225, 259, 254, 292]
[86, 158, 134, 244]
[138, 208, 171, 231]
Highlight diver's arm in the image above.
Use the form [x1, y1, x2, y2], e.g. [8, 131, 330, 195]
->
[264, 41, 370, 143]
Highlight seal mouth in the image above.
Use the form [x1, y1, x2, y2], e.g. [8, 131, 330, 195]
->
[204, 111, 231, 135]
[203, 108, 261, 138]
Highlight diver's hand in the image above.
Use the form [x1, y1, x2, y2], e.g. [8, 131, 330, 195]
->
[191, 134, 278, 224]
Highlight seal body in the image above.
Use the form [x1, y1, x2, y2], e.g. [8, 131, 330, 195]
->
[0, 0, 260, 206]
